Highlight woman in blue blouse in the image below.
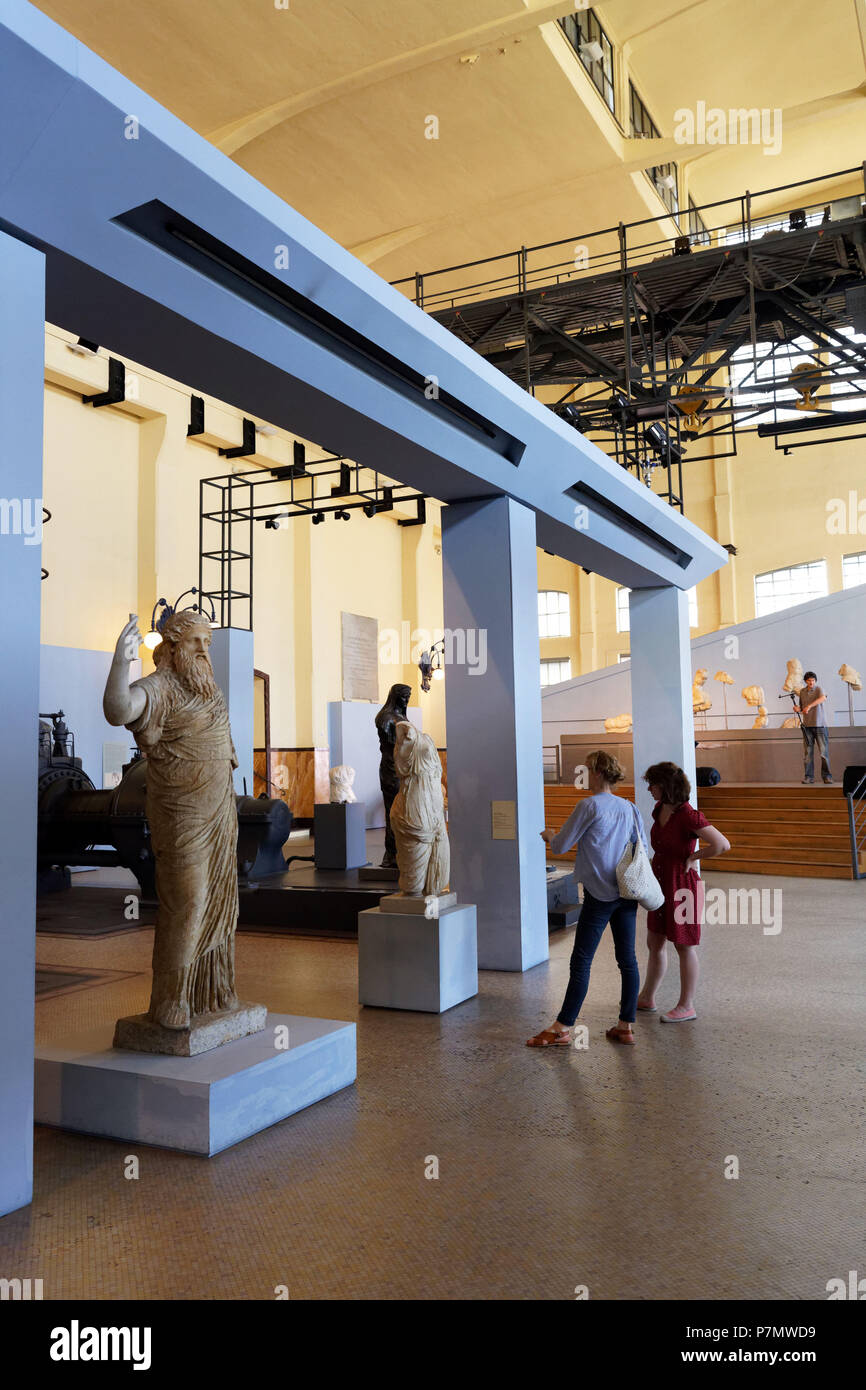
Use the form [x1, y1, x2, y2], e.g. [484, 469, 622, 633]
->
[528, 749, 649, 1048]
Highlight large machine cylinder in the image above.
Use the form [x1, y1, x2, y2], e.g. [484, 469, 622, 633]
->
[38, 752, 292, 896]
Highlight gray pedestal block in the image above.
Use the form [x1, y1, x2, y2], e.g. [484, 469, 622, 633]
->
[358, 903, 478, 1013]
[314, 801, 368, 870]
[35, 1013, 356, 1156]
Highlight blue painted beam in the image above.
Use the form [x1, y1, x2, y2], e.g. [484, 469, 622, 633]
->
[0, 0, 726, 593]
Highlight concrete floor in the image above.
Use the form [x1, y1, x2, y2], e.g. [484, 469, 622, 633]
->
[2, 871, 864, 1301]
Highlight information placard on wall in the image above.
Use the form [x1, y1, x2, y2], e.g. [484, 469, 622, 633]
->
[341, 612, 379, 702]
[491, 800, 517, 840]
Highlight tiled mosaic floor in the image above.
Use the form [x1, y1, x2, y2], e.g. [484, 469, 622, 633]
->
[2, 872, 864, 1300]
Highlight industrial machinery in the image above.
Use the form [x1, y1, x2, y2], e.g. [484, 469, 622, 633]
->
[37, 712, 292, 897]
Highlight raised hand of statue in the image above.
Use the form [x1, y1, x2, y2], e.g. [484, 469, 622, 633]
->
[116, 614, 142, 663]
[104, 615, 146, 728]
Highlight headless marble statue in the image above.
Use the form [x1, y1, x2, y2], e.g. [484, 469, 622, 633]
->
[390, 721, 450, 897]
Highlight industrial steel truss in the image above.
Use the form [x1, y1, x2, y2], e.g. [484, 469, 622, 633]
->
[394, 166, 866, 513]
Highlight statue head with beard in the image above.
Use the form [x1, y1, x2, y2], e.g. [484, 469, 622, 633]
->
[156, 610, 219, 700]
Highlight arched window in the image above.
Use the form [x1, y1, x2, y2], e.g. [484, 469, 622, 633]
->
[538, 590, 570, 638]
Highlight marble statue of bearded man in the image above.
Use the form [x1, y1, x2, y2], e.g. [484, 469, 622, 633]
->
[103, 611, 240, 1029]
[390, 721, 450, 898]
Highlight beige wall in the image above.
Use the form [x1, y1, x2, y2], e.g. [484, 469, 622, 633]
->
[39, 327, 448, 765]
[535, 425, 865, 681]
[40, 326, 865, 752]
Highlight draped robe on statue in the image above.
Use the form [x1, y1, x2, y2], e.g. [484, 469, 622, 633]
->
[390, 722, 450, 897]
[127, 669, 239, 1018]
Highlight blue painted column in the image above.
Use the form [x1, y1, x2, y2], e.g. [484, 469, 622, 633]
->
[210, 628, 255, 796]
[0, 232, 44, 1216]
[629, 586, 696, 829]
[441, 497, 548, 971]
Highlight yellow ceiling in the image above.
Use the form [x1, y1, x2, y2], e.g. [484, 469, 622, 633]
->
[32, 0, 866, 284]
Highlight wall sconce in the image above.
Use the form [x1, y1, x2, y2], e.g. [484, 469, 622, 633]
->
[144, 587, 218, 649]
[418, 638, 446, 692]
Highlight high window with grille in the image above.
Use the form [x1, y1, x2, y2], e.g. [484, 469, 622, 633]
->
[541, 658, 572, 687]
[629, 82, 678, 219]
[558, 10, 615, 114]
[538, 590, 571, 638]
[754, 561, 828, 617]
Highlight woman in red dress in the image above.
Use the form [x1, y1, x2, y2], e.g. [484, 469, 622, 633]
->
[636, 762, 730, 1023]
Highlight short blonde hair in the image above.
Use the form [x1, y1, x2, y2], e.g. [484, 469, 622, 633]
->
[586, 749, 626, 785]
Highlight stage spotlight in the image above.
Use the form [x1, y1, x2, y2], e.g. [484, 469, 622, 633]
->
[311, 511, 325, 525]
[335, 509, 351, 521]
[788, 208, 807, 231]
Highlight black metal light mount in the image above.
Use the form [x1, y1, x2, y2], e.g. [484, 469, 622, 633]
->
[83, 356, 126, 408]
[418, 638, 446, 693]
[219, 417, 256, 458]
[398, 496, 427, 527]
[188, 394, 205, 437]
[331, 462, 352, 497]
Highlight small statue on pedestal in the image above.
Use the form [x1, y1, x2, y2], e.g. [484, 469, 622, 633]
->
[329, 765, 357, 804]
[375, 683, 411, 868]
[390, 721, 450, 897]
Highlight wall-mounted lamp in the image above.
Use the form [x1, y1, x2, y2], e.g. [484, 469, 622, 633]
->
[144, 587, 218, 649]
[418, 638, 446, 692]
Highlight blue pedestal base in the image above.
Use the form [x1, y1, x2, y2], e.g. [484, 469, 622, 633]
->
[357, 903, 478, 1013]
[34, 1013, 356, 1156]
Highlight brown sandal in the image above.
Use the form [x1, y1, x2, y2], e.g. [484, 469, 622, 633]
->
[526, 1027, 571, 1048]
[605, 1025, 636, 1045]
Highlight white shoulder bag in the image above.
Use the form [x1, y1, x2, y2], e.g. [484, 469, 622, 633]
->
[616, 802, 664, 912]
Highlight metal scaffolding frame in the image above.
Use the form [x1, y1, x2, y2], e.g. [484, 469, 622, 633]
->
[199, 454, 426, 630]
[394, 165, 866, 512]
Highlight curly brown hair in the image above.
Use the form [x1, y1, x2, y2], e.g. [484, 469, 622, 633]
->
[586, 749, 626, 785]
[643, 761, 691, 805]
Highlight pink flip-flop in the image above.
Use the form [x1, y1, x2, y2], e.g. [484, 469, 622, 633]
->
[660, 1007, 697, 1023]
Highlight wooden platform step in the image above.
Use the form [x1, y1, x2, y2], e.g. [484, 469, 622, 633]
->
[542, 783, 858, 881]
[710, 858, 855, 881]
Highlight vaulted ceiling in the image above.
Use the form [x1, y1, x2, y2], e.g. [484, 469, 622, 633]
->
[32, 0, 866, 283]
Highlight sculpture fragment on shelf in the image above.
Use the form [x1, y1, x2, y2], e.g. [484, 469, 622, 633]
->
[742, 684, 768, 729]
[692, 668, 712, 714]
[714, 669, 734, 728]
[839, 663, 862, 726]
[603, 713, 632, 733]
[782, 658, 805, 694]
[329, 765, 357, 804]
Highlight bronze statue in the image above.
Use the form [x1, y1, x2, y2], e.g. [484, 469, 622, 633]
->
[103, 612, 242, 1031]
[375, 683, 411, 868]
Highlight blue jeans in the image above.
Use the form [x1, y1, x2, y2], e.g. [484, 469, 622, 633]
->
[556, 891, 640, 1027]
[802, 726, 831, 781]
